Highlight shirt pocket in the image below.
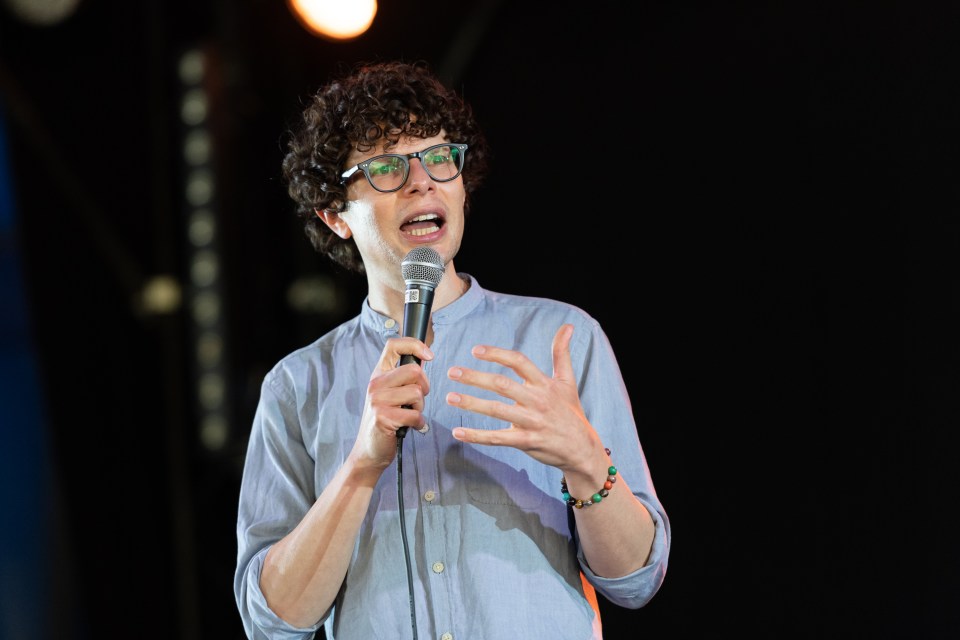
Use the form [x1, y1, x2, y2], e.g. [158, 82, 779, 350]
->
[459, 426, 548, 508]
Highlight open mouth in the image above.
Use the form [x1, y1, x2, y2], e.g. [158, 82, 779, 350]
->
[401, 213, 443, 237]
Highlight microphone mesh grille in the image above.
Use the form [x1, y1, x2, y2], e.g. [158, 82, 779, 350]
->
[401, 247, 445, 287]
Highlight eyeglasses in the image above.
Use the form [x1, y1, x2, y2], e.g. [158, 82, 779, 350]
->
[340, 143, 468, 193]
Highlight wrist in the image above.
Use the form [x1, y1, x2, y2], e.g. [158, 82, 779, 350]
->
[560, 448, 618, 509]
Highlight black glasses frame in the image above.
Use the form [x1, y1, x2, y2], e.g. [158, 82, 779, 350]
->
[340, 143, 469, 193]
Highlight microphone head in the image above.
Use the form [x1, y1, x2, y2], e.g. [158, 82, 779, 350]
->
[401, 247, 445, 289]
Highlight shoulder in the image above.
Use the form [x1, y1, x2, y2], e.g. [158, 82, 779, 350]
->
[465, 278, 610, 358]
[263, 315, 363, 389]
[479, 285, 602, 332]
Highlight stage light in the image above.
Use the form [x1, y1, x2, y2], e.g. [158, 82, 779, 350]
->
[287, 0, 377, 40]
[177, 46, 233, 453]
[139, 275, 182, 315]
[2, 0, 80, 26]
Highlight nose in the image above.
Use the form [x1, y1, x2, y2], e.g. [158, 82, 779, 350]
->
[404, 157, 434, 191]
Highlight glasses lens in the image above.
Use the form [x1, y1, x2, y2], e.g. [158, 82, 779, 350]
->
[422, 145, 463, 182]
[366, 155, 407, 191]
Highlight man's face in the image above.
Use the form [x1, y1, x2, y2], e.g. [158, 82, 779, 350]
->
[332, 133, 466, 287]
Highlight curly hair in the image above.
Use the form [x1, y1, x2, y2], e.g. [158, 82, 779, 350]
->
[281, 60, 490, 273]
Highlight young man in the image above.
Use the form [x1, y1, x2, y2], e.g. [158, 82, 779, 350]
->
[235, 60, 671, 639]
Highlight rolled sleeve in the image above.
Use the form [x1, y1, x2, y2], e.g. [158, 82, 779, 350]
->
[238, 548, 325, 640]
[577, 497, 671, 609]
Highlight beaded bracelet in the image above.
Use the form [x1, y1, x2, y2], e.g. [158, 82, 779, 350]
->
[560, 448, 617, 509]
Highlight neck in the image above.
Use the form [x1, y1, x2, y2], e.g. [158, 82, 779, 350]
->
[366, 262, 466, 325]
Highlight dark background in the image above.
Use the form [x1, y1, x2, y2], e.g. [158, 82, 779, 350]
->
[1, 0, 958, 638]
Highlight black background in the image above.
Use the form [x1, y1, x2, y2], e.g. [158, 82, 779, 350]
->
[2, 0, 959, 638]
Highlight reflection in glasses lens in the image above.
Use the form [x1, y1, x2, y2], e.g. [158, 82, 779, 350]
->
[341, 143, 468, 193]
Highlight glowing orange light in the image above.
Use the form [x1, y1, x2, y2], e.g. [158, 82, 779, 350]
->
[287, 0, 377, 41]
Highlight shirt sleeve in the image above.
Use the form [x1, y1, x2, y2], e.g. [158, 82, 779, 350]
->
[234, 370, 328, 639]
[238, 547, 324, 639]
[575, 498, 671, 608]
[569, 316, 672, 608]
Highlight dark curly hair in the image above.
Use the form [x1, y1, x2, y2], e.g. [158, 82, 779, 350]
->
[281, 60, 490, 273]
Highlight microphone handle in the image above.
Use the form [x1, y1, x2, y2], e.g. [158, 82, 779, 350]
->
[397, 285, 435, 438]
[396, 356, 420, 438]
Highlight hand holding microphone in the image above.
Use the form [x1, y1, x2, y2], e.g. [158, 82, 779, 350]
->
[397, 247, 445, 438]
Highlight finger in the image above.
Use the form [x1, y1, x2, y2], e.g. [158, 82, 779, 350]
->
[551, 324, 576, 384]
[447, 365, 529, 404]
[370, 382, 428, 412]
[445, 389, 530, 424]
[364, 383, 428, 437]
[451, 425, 522, 447]
[382, 406, 426, 433]
[367, 358, 431, 410]
[376, 337, 434, 374]
[468, 343, 549, 385]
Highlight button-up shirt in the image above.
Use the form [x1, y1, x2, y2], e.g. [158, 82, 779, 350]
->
[235, 275, 671, 639]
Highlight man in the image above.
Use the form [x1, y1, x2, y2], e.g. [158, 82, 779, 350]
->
[235, 60, 671, 639]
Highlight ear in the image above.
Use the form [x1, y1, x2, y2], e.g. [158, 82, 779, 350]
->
[316, 208, 352, 239]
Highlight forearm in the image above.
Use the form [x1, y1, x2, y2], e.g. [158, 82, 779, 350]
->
[564, 464, 655, 578]
[259, 456, 384, 628]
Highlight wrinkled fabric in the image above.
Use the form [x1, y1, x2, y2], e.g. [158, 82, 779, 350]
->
[235, 275, 670, 640]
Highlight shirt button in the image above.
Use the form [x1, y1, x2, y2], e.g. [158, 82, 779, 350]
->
[432, 562, 444, 574]
[423, 490, 436, 502]
[384, 319, 396, 329]
[441, 634, 453, 640]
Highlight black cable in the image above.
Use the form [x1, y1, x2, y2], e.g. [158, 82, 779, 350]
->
[396, 436, 418, 639]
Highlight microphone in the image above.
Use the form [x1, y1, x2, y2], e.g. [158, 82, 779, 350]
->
[397, 247, 445, 438]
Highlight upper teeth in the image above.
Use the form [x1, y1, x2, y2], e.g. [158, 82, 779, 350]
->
[409, 214, 438, 222]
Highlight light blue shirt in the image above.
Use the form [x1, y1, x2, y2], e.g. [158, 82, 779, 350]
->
[235, 275, 671, 639]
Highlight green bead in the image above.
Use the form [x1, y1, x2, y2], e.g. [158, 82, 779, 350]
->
[562, 491, 571, 501]
[591, 493, 602, 503]
[608, 466, 617, 476]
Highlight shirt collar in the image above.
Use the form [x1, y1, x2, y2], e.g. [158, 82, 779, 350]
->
[360, 273, 483, 336]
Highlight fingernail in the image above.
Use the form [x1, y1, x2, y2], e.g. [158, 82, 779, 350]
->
[473, 346, 486, 356]
[424, 347, 434, 359]
[447, 392, 461, 405]
[448, 367, 462, 379]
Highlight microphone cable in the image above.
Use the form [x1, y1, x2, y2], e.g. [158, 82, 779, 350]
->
[396, 434, 418, 639]
[395, 246, 443, 640]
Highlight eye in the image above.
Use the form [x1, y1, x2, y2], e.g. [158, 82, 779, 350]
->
[368, 156, 404, 176]
[424, 150, 453, 166]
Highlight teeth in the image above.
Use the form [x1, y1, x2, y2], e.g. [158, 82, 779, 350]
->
[405, 213, 440, 236]
[409, 224, 440, 236]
